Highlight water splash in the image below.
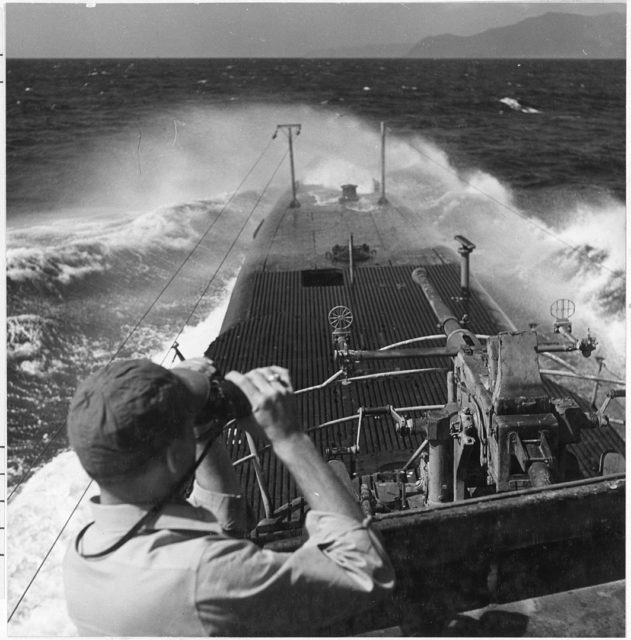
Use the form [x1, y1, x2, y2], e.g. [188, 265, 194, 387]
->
[153, 275, 238, 366]
[7, 452, 93, 636]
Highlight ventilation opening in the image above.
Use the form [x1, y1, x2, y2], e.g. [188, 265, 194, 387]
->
[301, 269, 344, 287]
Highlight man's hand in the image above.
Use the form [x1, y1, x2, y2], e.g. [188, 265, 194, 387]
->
[228, 366, 363, 520]
[225, 367, 300, 444]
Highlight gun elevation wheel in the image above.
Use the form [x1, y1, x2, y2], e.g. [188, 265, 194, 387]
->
[328, 306, 354, 330]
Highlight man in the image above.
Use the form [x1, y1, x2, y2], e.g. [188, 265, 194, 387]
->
[63, 357, 395, 636]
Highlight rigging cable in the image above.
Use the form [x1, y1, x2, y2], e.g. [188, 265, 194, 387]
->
[8, 145, 289, 624]
[402, 143, 621, 278]
[112, 136, 276, 363]
[136, 125, 142, 176]
[8, 480, 94, 623]
[8, 135, 276, 504]
[161, 150, 289, 366]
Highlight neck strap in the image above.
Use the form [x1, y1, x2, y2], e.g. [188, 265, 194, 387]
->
[76, 428, 224, 559]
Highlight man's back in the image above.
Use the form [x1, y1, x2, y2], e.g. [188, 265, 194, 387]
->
[65, 496, 394, 636]
[64, 500, 223, 636]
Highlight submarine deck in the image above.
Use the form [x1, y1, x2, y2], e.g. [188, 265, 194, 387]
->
[206, 190, 624, 526]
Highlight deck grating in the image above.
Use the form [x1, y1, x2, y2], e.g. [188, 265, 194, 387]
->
[206, 263, 624, 524]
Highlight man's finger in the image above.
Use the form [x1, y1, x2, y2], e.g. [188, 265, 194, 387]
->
[247, 368, 282, 393]
[225, 370, 265, 407]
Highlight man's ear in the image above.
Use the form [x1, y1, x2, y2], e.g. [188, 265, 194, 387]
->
[165, 438, 189, 476]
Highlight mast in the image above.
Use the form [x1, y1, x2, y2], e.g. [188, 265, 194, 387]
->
[274, 123, 301, 208]
[378, 121, 388, 205]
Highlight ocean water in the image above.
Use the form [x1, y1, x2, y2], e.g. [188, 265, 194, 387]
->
[6, 58, 626, 634]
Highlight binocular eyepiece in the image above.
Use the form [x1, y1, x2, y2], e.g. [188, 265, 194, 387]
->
[194, 372, 252, 426]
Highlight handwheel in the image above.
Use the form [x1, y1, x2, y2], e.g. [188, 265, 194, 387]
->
[328, 305, 354, 330]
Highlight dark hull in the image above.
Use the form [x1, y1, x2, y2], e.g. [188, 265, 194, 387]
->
[268, 474, 624, 635]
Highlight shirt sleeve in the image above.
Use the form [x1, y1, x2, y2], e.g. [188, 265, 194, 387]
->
[194, 510, 395, 636]
[188, 481, 253, 536]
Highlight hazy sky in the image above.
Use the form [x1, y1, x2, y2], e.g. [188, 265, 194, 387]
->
[5, 2, 626, 58]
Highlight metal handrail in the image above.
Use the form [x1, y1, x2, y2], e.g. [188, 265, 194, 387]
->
[231, 403, 446, 468]
[295, 369, 344, 395]
[346, 368, 445, 383]
[539, 351, 580, 373]
[402, 439, 429, 471]
[379, 334, 490, 351]
[379, 335, 445, 350]
[540, 369, 625, 385]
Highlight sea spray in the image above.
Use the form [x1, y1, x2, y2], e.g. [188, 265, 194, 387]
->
[153, 275, 238, 366]
[8, 452, 92, 636]
[356, 128, 624, 375]
[308, 120, 625, 374]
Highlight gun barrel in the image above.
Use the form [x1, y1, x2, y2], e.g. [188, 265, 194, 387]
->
[412, 267, 481, 350]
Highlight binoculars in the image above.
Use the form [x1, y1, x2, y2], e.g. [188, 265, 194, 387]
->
[194, 371, 252, 426]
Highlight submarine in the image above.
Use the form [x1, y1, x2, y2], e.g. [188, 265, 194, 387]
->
[185, 122, 626, 636]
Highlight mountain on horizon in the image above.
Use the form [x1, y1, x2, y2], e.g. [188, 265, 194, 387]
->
[407, 12, 625, 59]
[305, 12, 625, 59]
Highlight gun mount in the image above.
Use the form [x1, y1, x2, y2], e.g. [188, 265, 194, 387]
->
[327, 244, 618, 511]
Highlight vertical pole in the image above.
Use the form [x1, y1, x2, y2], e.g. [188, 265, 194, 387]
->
[378, 121, 388, 205]
[427, 409, 453, 506]
[459, 247, 471, 325]
[459, 249, 470, 293]
[590, 357, 605, 408]
[348, 233, 354, 286]
[245, 431, 273, 520]
[454, 236, 475, 325]
[428, 440, 451, 504]
[287, 127, 300, 208]
[170, 341, 185, 362]
[275, 124, 301, 208]
[447, 371, 455, 403]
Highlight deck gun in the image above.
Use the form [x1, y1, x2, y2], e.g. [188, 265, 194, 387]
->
[413, 266, 600, 499]
[330, 245, 607, 506]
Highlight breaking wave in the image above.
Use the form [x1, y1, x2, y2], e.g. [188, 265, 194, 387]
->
[6, 201, 224, 292]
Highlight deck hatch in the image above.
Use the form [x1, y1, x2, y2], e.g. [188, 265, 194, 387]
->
[301, 268, 344, 287]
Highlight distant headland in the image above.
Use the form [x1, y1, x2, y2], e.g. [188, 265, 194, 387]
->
[307, 12, 625, 59]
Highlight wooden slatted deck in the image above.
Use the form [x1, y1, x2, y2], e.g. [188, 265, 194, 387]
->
[206, 258, 624, 526]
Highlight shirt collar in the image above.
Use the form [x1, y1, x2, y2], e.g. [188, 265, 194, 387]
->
[89, 496, 223, 534]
